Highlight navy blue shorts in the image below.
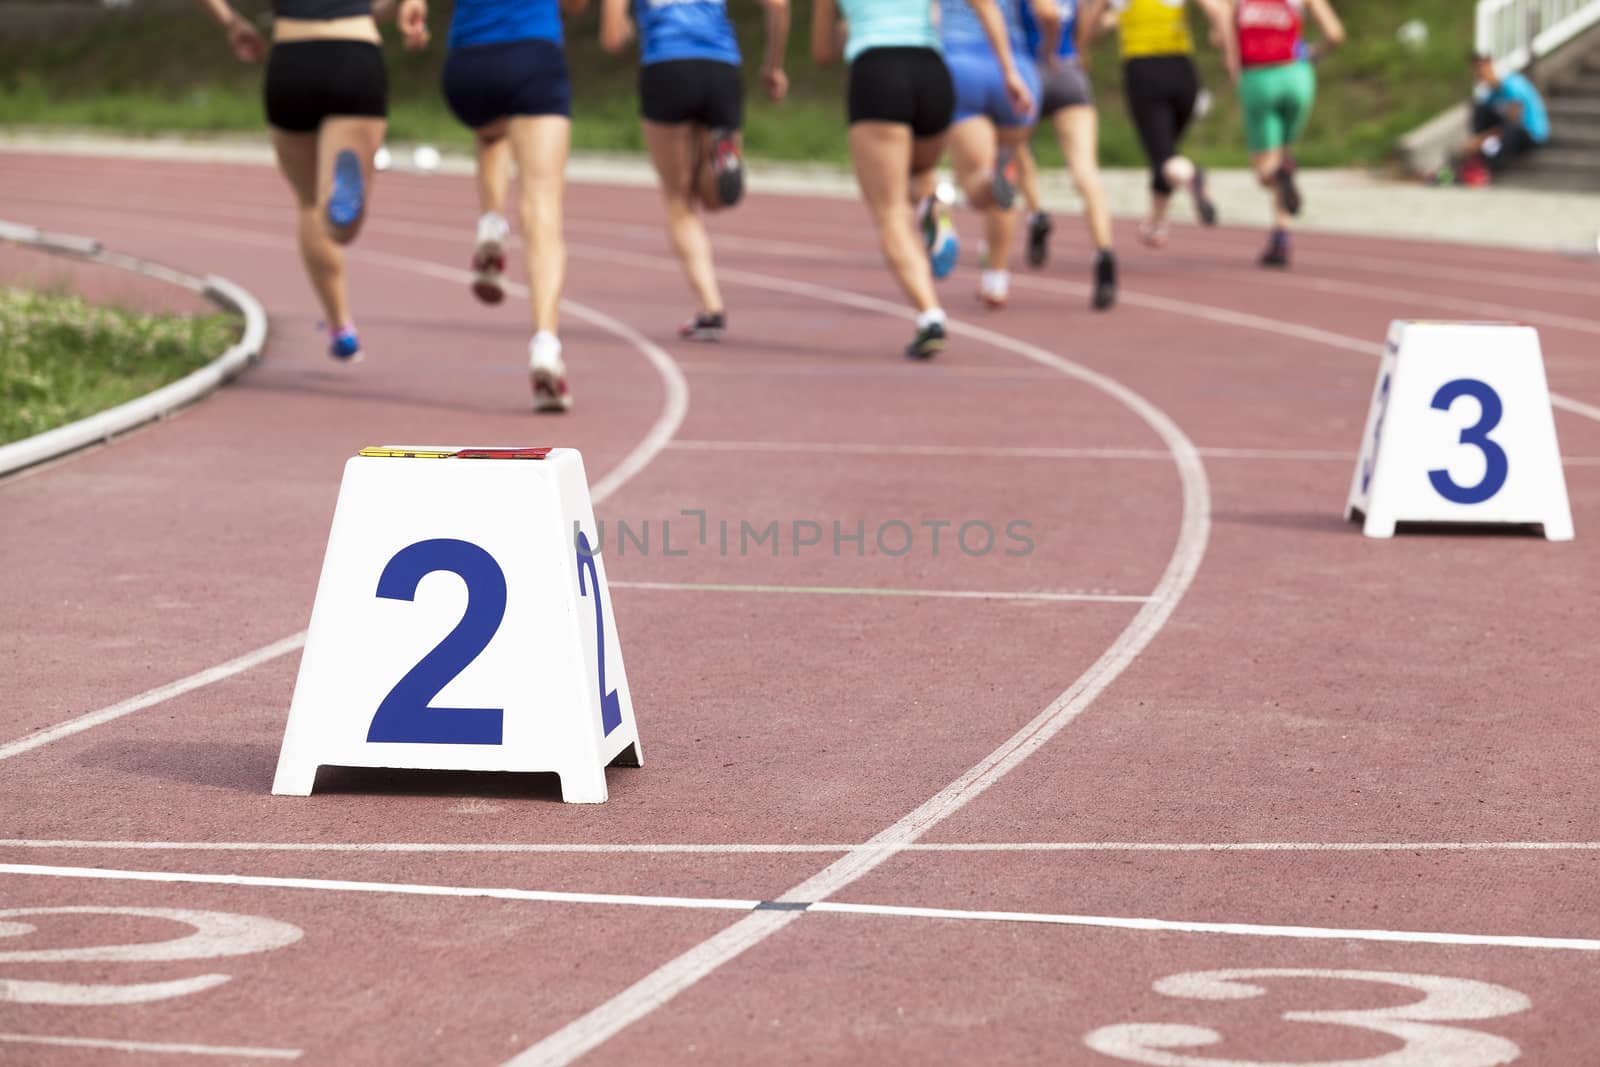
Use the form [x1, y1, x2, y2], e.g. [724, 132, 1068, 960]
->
[442, 37, 570, 129]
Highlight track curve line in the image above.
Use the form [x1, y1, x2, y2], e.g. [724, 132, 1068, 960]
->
[502, 242, 1212, 1067]
[0, 219, 268, 478]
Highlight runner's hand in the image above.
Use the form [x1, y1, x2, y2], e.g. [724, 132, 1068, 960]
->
[225, 13, 266, 62]
[1004, 70, 1035, 119]
[398, 0, 430, 50]
[762, 65, 789, 103]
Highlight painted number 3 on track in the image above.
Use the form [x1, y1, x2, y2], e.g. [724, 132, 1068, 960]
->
[1085, 969, 1529, 1067]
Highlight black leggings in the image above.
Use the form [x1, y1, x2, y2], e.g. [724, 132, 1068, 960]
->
[1123, 54, 1199, 195]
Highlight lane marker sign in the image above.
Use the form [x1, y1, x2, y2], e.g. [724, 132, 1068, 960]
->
[272, 446, 642, 803]
[1346, 322, 1574, 540]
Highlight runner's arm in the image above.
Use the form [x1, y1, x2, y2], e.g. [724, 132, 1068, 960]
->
[761, 0, 792, 101]
[1197, 0, 1239, 80]
[193, 0, 266, 60]
[599, 0, 635, 52]
[1030, 0, 1062, 66]
[1304, 0, 1345, 53]
[811, 0, 844, 65]
[967, 0, 1036, 115]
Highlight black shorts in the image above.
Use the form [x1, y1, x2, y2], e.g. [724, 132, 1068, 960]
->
[847, 47, 954, 139]
[639, 60, 743, 128]
[1123, 54, 1200, 194]
[443, 37, 571, 129]
[264, 40, 387, 133]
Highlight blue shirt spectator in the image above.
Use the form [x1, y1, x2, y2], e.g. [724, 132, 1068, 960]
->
[1484, 71, 1550, 144]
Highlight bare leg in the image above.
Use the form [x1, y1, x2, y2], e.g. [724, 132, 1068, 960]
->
[1253, 146, 1291, 230]
[271, 128, 349, 329]
[1017, 141, 1043, 216]
[984, 124, 1030, 272]
[505, 114, 570, 335]
[947, 115, 1001, 210]
[1056, 106, 1113, 250]
[317, 116, 385, 244]
[850, 121, 941, 314]
[644, 120, 725, 316]
[474, 122, 512, 217]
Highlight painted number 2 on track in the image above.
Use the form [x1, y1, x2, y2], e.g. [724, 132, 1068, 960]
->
[1085, 969, 1529, 1067]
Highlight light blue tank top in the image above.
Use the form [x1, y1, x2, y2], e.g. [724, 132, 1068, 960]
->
[940, 0, 1026, 57]
[1021, 0, 1078, 58]
[634, 0, 741, 66]
[449, 0, 562, 48]
[840, 0, 941, 63]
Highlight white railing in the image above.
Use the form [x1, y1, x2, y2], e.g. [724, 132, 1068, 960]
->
[1476, 0, 1600, 73]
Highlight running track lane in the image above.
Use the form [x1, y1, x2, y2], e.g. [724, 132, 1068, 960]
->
[2, 152, 1599, 1065]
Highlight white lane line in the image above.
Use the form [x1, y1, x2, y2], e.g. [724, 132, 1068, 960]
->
[1008, 273, 1600, 428]
[0, 229, 687, 763]
[0, 633, 308, 764]
[3, 863, 1595, 954]
[670, 439, 1600, 466]
[6, 839, 1600, 855]
[608, 580, 1151, 604]
[0, 864, 761, 912]
[501, 245, 1211, 1067]
[808, 901, 1600, 952]
[0, 1033, 302, 1060]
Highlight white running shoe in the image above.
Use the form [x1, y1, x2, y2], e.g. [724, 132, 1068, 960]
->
[977, 269, 1009, 310]
[472, 213, 509, 305]
[528, 331, 572, 413]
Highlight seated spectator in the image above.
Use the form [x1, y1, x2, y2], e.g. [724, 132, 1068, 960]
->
[1463, 52, 1550, 175]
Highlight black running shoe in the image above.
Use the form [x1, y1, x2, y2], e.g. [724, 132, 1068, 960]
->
[1259, 229, 1291, 269]
[1192, 165, 1218, 226]
[708, 129, 744, 208]
[905, 320, 946, 360]
[1092, 250, 1118, 310]
[680, 311, 727, 341]
[1274, 158, 1302, 217]
[1026, 211, 1053, 268]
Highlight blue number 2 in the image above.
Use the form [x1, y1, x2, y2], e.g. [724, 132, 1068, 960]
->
[367, 539, 507, 746]
[576, 533, 622, 736]
[1427, 378, 1509, 505]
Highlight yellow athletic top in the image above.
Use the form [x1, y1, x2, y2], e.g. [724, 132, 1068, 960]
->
[1113, 0, 1193, 58]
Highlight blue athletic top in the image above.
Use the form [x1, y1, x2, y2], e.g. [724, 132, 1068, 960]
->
[939, 0, 1025, 57]
[634, 0, 741, 66]
[449, 0, 563, 47]
[1486, 72, 1551, 144]
[840, 0, 941, 63]
[1021, 0, 1077, 58]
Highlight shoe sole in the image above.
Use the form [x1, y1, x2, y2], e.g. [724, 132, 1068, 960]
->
[680, 327, 724, 342]
[930, 233, 960, 280]
[710, 131, 744, 208]
[905, 339, 944, 360]
[327, 150, 364, 230]
[977, 291, 1007, 310]
[1027, 224, 1051, 268]
[1092, 284, 1117, 310]
[530, 368, 572, 412]
[1276, 169, 1302, 217]
[472, 241, 505, 305]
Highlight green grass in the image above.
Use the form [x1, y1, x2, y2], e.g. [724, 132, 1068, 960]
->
[0, 0, 1473, 168]
[0, 287, 241, 445]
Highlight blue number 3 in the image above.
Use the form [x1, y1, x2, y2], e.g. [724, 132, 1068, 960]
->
[1428, 378, 1508, 505]
[576, 532, 622, 736]
[367, 539, 507, 746]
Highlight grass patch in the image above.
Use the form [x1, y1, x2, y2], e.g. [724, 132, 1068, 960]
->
[0, 0, 1473, 168]
[0, 288, 241, 445]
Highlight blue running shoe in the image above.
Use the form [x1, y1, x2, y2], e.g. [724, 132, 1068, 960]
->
[329, 325, 361, 360]
[929, 215, 960, 280]
[328, 149, 365, 230]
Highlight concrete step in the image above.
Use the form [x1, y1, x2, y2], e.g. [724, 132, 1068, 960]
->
[1550, 125, 1600, 148]
[1550, 97, 1600, 121]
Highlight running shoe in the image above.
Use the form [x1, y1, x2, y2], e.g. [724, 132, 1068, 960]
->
[680, 311, 727, 341]
[991, 146, 1020, 210]
[1274, 157, 1303, 217]
[918, 196, 961, 281]
[905, 320, 946, 361]
[1137, 220, 1170, 249]
[1091, 250, 1118, 310]
[708, 128, 744, 208]
[1191, 165, 1219, 226]
[1026, 211, 1053, 268]
[529, 334, 572, 412]
[977, 270, 1009, 310]
[327, 149, 365, 230]
[328, 324, 361, 361]
[1259, 229, 1291, 269]
[472, 213, 509, 305]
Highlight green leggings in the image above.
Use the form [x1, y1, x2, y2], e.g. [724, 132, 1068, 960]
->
[1240, 60, 1316, 153]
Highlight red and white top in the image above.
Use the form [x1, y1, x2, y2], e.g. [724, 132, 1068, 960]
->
[1236, 0, 1303, 68]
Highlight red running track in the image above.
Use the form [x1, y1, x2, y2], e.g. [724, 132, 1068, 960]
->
[1, 149, 1599, 1066]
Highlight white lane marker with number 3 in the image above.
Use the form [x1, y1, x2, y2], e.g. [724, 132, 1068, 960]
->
[0, 906, 303, 1005]
[1085, 969, 1528, 1067]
